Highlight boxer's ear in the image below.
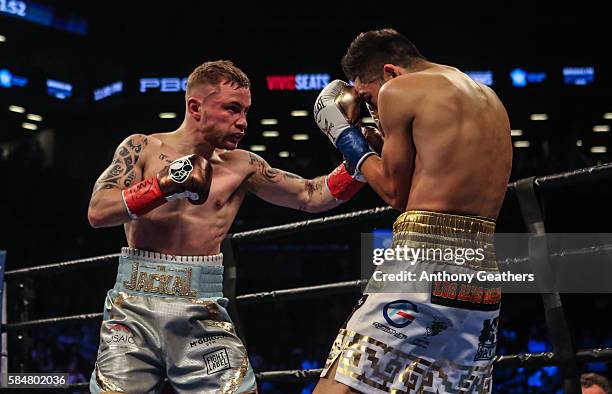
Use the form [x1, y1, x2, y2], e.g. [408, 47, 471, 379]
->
[187, 97, 201, 121]
[383, 64, 401, 79]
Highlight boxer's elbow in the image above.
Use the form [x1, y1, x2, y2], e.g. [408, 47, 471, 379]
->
[87, 208, 103, 228]
[87, 205, 107, 228]
[382, 185, 408, 211]
[87, 200, 114, 228]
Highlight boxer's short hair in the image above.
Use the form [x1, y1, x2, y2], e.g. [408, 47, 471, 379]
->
[342, 28, 423, 83]
[187, 60, 250, 95]
[581, 373, 611, 394]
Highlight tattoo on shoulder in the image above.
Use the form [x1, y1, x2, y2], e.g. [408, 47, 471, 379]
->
[159, 153, 173, 164]
[92, 135, 148, 195]
[249, 152, 281, 183]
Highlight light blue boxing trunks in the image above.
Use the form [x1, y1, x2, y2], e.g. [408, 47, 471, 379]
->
[90, 247, 256, 394]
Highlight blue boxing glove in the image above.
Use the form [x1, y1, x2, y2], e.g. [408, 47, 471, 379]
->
[313, 80, 377, 179]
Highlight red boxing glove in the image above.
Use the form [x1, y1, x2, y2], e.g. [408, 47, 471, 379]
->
[326, 162, 365, 201]
[121, 154, 212, 219]
[122, 176, 166, 219]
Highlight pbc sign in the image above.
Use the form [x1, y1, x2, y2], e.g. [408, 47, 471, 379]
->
[140, 77, 188, 93]
[267, 73, 330, 91]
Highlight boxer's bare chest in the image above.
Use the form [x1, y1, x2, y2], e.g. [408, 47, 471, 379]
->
[124, 142, 250, 254]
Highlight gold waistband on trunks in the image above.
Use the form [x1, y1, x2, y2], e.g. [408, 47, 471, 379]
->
[392, 210, 497, 270]
[393, 210, 495, 236]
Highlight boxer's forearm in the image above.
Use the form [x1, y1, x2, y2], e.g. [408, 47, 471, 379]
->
[361, 155, 409, 210]
[301, 176, 343, 213]
[88, 189, 133, 228]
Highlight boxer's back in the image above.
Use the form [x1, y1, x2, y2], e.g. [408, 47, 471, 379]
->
[406, 66, 512, 219]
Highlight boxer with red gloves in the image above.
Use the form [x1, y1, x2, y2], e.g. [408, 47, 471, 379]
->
[122, 154, 212, 219]
[87, 60, 377, 394]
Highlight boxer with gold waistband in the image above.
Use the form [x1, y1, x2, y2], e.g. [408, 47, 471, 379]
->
[86, 60, 381, 394]
[313, 29, 512, 394]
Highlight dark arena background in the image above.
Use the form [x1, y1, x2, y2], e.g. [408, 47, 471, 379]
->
[0, 2, 611, 393]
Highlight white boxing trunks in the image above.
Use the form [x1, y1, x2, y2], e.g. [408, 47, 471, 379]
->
[89, 247, 256, 394]
[322, 211, 501, 393]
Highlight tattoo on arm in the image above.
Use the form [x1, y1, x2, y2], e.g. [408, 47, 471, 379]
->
[249, 152, 282, 183]
[305, 177, 325, 200]
[92, 136, 148, 195]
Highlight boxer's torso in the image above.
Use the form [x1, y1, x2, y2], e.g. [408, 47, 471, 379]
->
[400, 65, 512, 219]
[124, 133, 254, 255]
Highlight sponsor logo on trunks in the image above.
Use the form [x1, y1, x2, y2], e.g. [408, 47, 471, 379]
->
[411, 320, 450, 349]
[189, 334, 230, 348]
[383, 300, 417, 328]
[104, 324, 136, 347]
[202, 348, 231, 375]
[431, 280, 501, 311]
[474, 317, 499, 361]
[372, 322, 408, 339]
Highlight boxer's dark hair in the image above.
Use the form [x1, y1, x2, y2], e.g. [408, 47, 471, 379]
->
[187, 60, 250, 95]
[581, 373, 611, 394]
[342, 28, 424, 83]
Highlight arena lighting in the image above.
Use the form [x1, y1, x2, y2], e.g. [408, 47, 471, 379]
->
[593, 125, 610, 133]
[8, 105, 25, 113]
[290, 110, 308, 117]
[530, 114, 548, 121]
[0, 0, 88, 35]
[94, 81, 123, 101]
[250, 145, 266, 152]
[0, 34, 5, 42]
[604, 113, 612, 120]
[260, 118, 278, 125]
[590, 146, 607, 153]
[511, 129, 523, 137]
[513, 141, 530, 148]
[465, 70, 493, 86]
[26, 114, 42, 121]
[158, 112, 177, 119]
[292, 134, 309, 141]
[510, 68, 547, 87]
[576, 140, 583, 147]
[510, 69, 527, 87]
[47, 79, 72, 99]
[0, 68, 28, 88]
[21, 122, 37, 130]
[278, 151, 290, 157]
[563, 67, 594, 85]
[262, 131, 279, 137]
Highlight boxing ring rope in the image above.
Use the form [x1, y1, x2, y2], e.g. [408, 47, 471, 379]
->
[1, 162, 612, 392]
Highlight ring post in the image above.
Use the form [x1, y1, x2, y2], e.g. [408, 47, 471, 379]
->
[515, 177, 581, 394]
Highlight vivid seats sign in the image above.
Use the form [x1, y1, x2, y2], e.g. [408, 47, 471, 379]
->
[266, 73, 330, 91]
